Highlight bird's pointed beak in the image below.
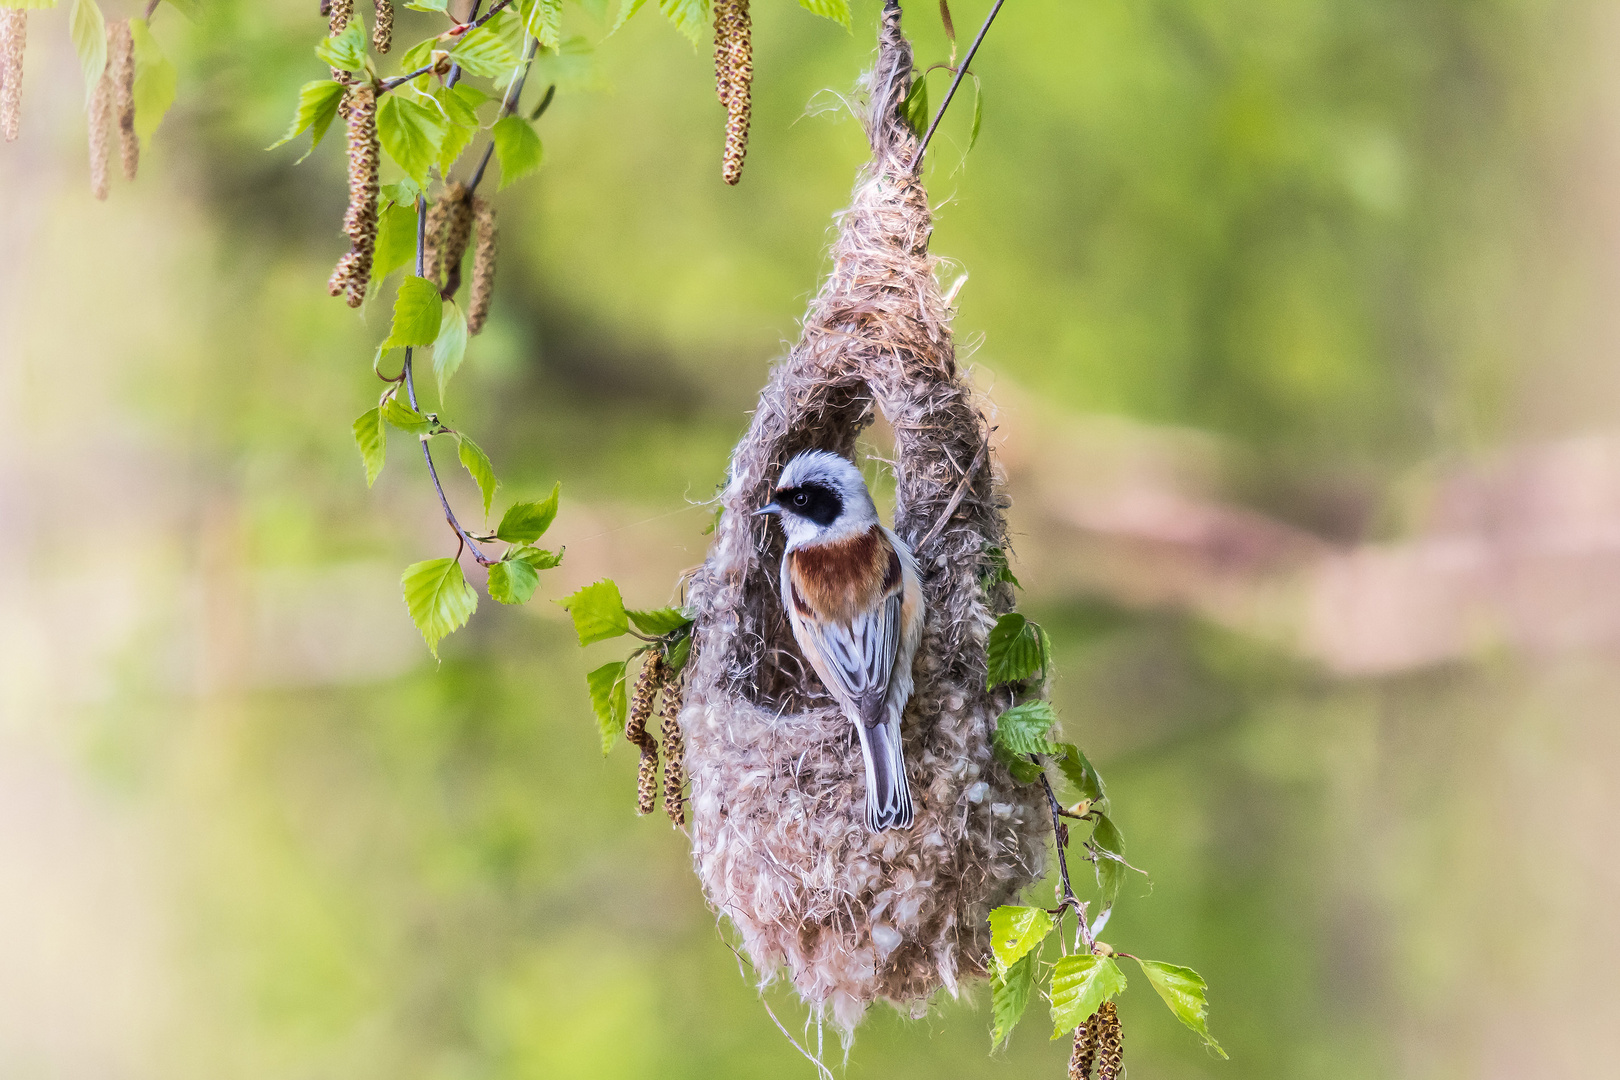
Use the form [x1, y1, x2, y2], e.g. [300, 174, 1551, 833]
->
[754, 502, 781, 518]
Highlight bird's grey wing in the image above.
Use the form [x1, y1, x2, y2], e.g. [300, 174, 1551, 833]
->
[802, 586, 902, 728]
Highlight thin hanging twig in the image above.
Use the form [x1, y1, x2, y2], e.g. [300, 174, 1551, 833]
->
[908, 0, 1007, 171]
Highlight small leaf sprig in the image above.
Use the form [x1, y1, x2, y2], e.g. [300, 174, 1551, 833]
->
[561, 578, 694, 825]
[980, 547, 1225, 1067]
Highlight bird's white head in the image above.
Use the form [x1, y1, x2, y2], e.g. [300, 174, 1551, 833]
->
[756, 450, 880, 550]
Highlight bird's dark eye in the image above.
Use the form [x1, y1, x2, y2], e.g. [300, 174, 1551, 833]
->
[792, 492, 809, 507]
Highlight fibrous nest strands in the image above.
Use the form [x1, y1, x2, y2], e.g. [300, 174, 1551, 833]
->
[680, 2, 1047, 1036]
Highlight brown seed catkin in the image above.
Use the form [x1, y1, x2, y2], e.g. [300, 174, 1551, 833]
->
[372, 0, 393, 52]
[110, 20, 137, 181]
[1, 10, 25, 143]
[422, 182, 471, 293]
[626, 656, 664, 816]
[466, 197, 496, 335]
[1094, 1002, 1124, 1080]
[327, 82, 379, 306]
[659, 668, 686, 826]
[713, 0, 752, 185]
[1068, 1015, 1099, 1080]
[88, 64, 113, 200]
[329, 0, 353, 34]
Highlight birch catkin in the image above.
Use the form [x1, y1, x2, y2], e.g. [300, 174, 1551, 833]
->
[626, 657, 664, 816]
[88, 64, 113, 200]
[327, 82, 379, 307]
[712, 0, 752, 185]
[1094, 1002, 1124, 1080]
[466, 197, 497, 335]
[110, 20, 137, 180]
[1068, 1015, 1099, 1080]
[329, 0, 353, 34]
[659, 670, 686, 826]
[1, 10, 25, 143]
[423, 182, 472, 294]
[372, 0, 393, 53]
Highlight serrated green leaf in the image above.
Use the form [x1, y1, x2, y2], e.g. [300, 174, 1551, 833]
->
[608, 0, 647, 34]
[381, 395, 435, 436]
[1050, 954, 1127, 1038]
[992, 700, 1058, 756]
[352, 407, 386, 486]
[267, 79, 345, 154]
[401, 557, 478, 657]
[69, 0, 106, 105]
[383, 276, 444, 349]
[315, 18, 368, 74]
[487, 557, 539, 605]
[512, 545, 563, 570]
[990, 952, 1036, 1051]
[664, 630, 692, 673]
[1091, 811, 1131, 909]
[380, 177, 422, 207]
[491, 115, 543, 190]
[797, 0, 850, 27]
[456, 435, 498, 518]
[1055, 742, 1105, 804]
[560, 579, 628, 645]
[372, 203, 418, 283]
[585, 661, 628, 754]
[627, 607, 692, 636]
[993, 738, 1043, 784]
[901, 69, 930, 138]
[520, 0, 563, 47]
[433, 300, 469, 399]
[981, 545, 1020, 590]
[657, 0, 705, 47]
[1136, 960, 1226, 1057]
[495, 482, 559, 543]
[377, 95, 446, 185]
[987, 613, 1044, 687]
[449, 24, 516, 77]
[129, 18, 176, 144]
[433, 84, 481, 173]
[400, 35, 438, 74]
[988, 905, 1054, 973]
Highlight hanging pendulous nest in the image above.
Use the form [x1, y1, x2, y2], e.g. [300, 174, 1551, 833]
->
[678, 2, 1048, 1036]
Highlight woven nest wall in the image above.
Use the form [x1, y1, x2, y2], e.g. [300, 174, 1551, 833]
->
[679, 4, 1050, 1035]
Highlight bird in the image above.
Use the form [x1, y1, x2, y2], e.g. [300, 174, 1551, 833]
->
[756, 450, 924, 831]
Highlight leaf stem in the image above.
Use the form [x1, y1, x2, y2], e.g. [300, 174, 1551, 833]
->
[908, 0, 1007, 171]
[466, 33, 540, 194]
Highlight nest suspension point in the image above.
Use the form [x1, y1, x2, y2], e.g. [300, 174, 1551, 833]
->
[678, 3, 1048, 1036]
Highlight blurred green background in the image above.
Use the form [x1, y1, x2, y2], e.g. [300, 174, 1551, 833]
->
[4, 0, 1620, 1077]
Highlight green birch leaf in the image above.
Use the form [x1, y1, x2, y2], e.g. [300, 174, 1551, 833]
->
[664, 630, 692, 673]
[372, 203, 418, 283]
[1091, 812, 1137, 910]
[377, 95, 446, 185]
[512, 545, 563, 570]
[352, 407, 386, 486]
[433, 84, 481, 173]
[405, 0, 449, 10]
[1135, 960, 1226, 1057]
[433, 300, 469, 399]
[560, 579, 628, 645]
[69, 0, 106, 105]
[798, 0, 850, 27]
[383, 275, 444, 349]
[988, 905, 1054, 973]
[456, 434, 498, 518]
[658, 0, 706, 47]
[980, 545, 1020, 590]
[495, 482, 559, 542]
[380, 177, 421, 207]
[585, 661, 628, 754]
[129, 18, 177, 143]
[520, 0, 563, 47]
[491, 115, 543, 189]
[380, 395, 435, 436]
[401, 557, 478, 657]
[993, 738, 1043, 784]
[901, 68, 930, 138]
[627, 608, 692, 636]
[990, 952, 1036, 1050]
[608, 0, 647, 34]
[487, 557, 539, 605]
[315, 18, 368, 74]
[1049, 954, 1127, 1038]
[449, 25, 516, 77]
[992, 700, 1058, 756]
[1055, 742, 1105, 804]
[267, 79, 345, 153]
[987, 613, 1043, 687]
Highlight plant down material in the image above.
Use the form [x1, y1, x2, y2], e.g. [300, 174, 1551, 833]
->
[110, 19, 136, 180]
[713, 0, 751, 184]
[681, 4, 1046, 1036]
[327, 82, 379, 307]
[1, 10, 24, 143]
[466, 196, 496, 334]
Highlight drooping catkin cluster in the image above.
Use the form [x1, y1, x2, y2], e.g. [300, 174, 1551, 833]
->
[712, 0, 752, 185]
[88, 51, 114, 201]
[622, 653, 690, 824]
[466, 197, 497, 335]
[110, 20, 137, 181]
[327, 82, 379, 307]
[1069, 1015, 1099, 1080]
[1094, 1002, 1124, 1080]
[372, 0, 393, 52]
[659, 671, 687, 825]
[329, 0, 354, 34]
[1, 10, 25, 143]
[423, 181, 473, 296]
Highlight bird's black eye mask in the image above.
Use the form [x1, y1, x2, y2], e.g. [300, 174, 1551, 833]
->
[774, 481, 843, 527]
